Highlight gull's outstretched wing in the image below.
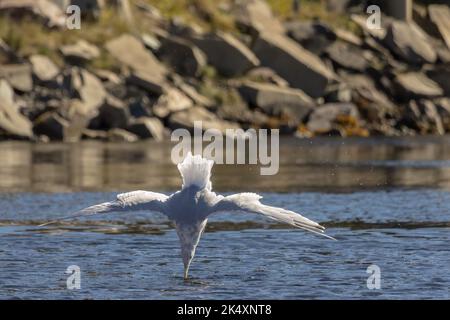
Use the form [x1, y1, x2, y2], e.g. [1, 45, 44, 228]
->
[207, 193, 335, 240]
[39, 190, 169, 226]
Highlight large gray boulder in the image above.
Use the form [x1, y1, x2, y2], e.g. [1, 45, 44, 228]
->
[190, 32, 259, 77]
[105, 34, 167, 78]
[0, 64, 33, 92]
[428, 4, 450, 50]
[252, 32, 336, 98]
[0, 79, 33, 139]
[383, 21, 437, 65]
[238, 81, 314, 121]
[157, 35, 206, 77]
[233, 0, 285, 35]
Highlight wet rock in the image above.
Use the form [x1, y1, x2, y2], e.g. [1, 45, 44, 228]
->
[325, 41, 368, 72]
[307, 103, 361, 135]
[233, 0, 285, 36]
[60, 39, 100, 63]
[0, 79, 33, 139]
[238, 81, 314, 121]
[0, 0, 66, 28]
[246, 67, 289, 87]
[29, 54, 59, 82]
[152, 87, 193, 118]
[168, 106, 240, 133]
[190, 32, 259, 77]
[252, 32, 336, 98]
[0, 64, 33, 92]
[428, 4, 450, 50]
[157, 35, 206, 77]
[285, 21, 336, 55]
[394, 72, 443, 100]
[383, 21, 437, 65]
[33, 112, 68, 140]
[107, 128, 138, 142]
[105, 34, 167, 78]
[127, 117, 165, 141]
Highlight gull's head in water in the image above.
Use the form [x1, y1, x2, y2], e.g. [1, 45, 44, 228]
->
[40, 152, 335, 280]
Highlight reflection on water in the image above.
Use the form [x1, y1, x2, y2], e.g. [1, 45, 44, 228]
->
[1, 136, 450, 192]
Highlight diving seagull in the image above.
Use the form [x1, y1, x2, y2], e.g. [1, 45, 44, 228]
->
[40, 152, 335, 279]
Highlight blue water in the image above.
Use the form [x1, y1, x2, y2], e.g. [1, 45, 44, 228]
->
[0, 138, 449, 299]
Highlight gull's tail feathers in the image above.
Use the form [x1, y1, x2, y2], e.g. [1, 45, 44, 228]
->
[177, 152, 214, 190]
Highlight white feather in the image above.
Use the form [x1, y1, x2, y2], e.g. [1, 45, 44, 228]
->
[177, 152, 214, 190]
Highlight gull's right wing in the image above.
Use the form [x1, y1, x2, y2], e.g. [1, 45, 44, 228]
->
[39, 190, 169, 226]
[207, 192, 335, 240]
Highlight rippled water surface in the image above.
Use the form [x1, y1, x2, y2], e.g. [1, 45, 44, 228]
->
[0, 137, 449, 299]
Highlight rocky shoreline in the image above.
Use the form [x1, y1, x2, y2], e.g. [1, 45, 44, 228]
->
[0, 0, 450, 142]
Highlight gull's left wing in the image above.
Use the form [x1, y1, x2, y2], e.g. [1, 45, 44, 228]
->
[207, 192, 335, 240]
[39, 190, 169, 226]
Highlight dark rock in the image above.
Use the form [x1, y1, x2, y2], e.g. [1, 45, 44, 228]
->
[285, 21, 336, 55]
[126, 70, 168, 96]
[190, 32, 259, 77]
[33, 112, 68, 140]
[127, 117, 165, 141]
[97, 95, 130, 129]
[383, 21, 437, 65]
[426, 67, 450, 97]
[157, 35, 206, 77]
[252, 32, 336, 98]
